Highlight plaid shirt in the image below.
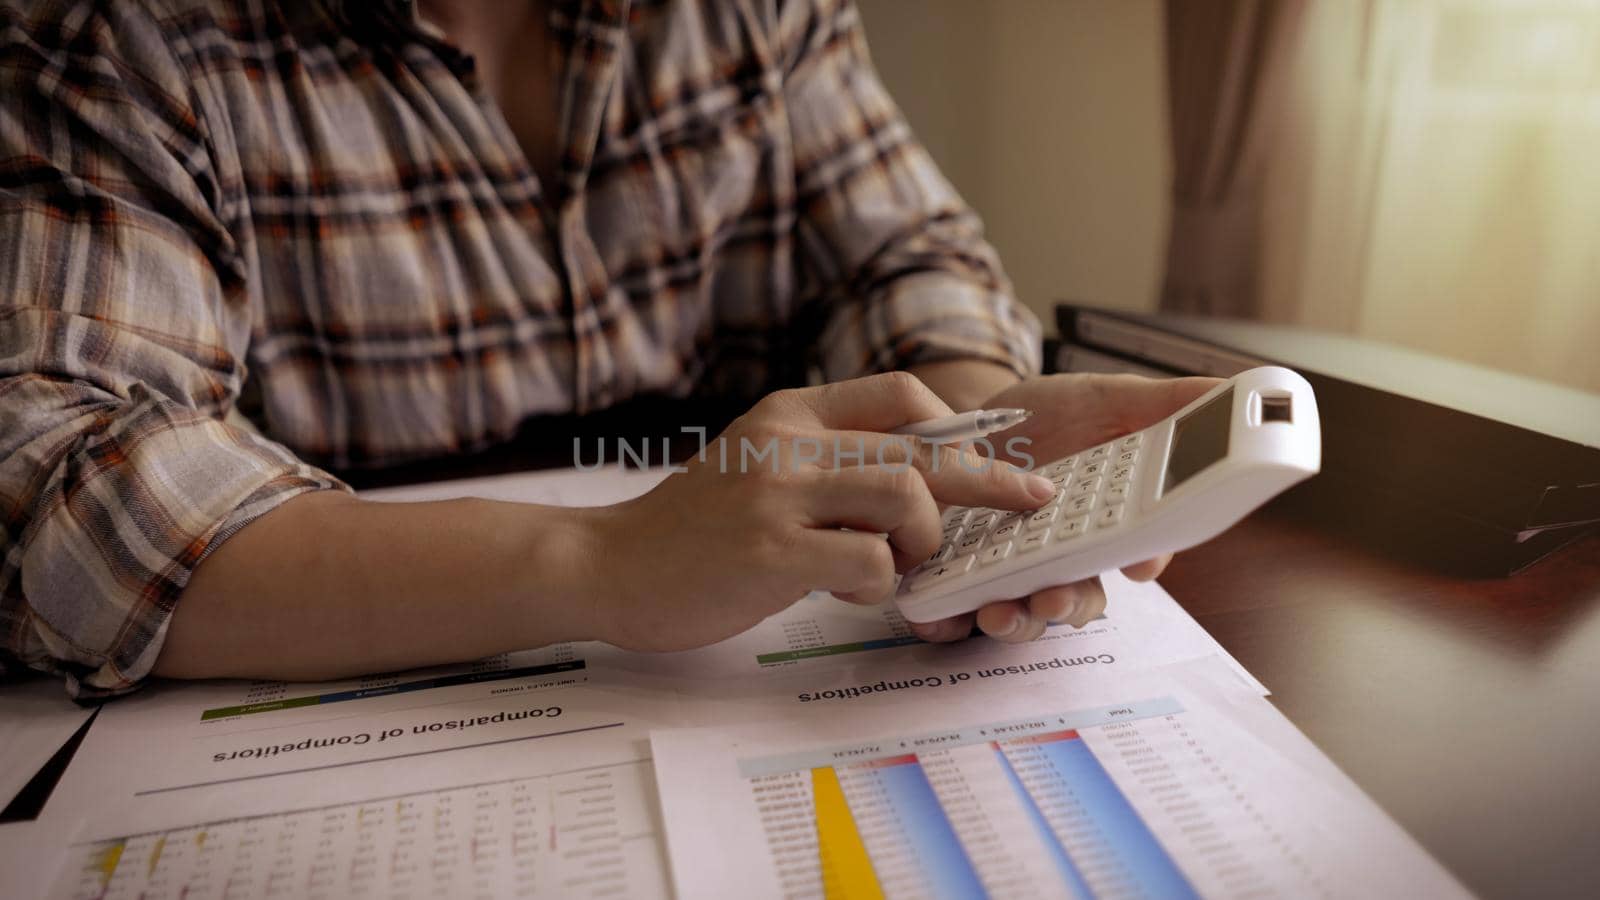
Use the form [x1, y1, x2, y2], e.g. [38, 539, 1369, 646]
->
[0, 0, 1040, 698]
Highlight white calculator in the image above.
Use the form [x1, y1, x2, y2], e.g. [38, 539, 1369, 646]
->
[895, 366, 1322, 623]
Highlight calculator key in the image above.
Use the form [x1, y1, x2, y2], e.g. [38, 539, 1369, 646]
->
[926, 543, 957, 565]
[1104, 483, 1129, 505]
[1017, 531, 1050, 554]
[979, 542, 1014, 567]
[942, 521, 964, 542]
[1055, 516, 1089, 541]
[967, 511, 998, 531]
[942, 507, 971, 529]
[907, 555, 975, 591]
[1026, 507, 1059, 531]
[1085, 445, 1111, 461]
[1115, 449, 1139, 467]
[1047, 470, 1071, 488]
[991, 521, 1021, 542]
[956, 532, 987, 554]
[1109, 466, 1133, 485]
[996, 510, 1025, 527]
[1065, 493, 1097, 515]
[1041, 460, 1074, 478]
[1094, 505, 1124, 529]
[1077, 460, 1106, 478]
[1119, 434, 1143, 450]
[1069, 477, 1101, 497]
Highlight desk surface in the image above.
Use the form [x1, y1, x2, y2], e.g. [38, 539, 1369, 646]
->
[1162, 508, 1600, 900]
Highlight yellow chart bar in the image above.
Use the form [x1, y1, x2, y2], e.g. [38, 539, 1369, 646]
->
[812, 767, 884, 900]
[92, 841, 124, 887]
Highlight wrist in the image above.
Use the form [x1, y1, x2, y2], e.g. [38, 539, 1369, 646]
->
[506, 501, 613, 646]
[908, 358, 1024, 411]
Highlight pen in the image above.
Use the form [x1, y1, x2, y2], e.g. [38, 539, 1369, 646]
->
[892, 408, 1033, 444]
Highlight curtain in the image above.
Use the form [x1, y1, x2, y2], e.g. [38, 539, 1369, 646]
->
[1160, 0, 1304, 316]
[1163, 0, 1600, 392]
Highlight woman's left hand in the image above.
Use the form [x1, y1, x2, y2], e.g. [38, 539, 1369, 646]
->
[909, 372, 1222, 644]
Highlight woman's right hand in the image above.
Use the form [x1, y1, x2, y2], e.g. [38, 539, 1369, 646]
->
[577, 372, 1059, 652]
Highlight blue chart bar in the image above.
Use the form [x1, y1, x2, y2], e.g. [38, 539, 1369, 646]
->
[861, 756, 987, 900]
[992, 744, 1097, 898]
[1015, 731, 1198, 899]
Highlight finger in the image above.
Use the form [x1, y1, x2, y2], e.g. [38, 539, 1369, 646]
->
[1026, 583, 1083, 623]
[828, 431, 1056, 512]
[802, 466, 942, 571]
[1030, 579, 1106, 629]
[795, 371, 954, 432]
[915, 442, 1056, 511]
[975, 598, 1048, 643]
[798, 528, 899, 605]
[910, 613, 977, 643]
[1120, 554, 1172, 582]
[1070, 580, 1108, 625]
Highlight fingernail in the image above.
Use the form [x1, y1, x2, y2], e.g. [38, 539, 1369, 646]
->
[1024, 474, 1055, 502]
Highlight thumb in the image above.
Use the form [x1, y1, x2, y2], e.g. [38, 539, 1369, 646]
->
[1098, 374, 1224, 432]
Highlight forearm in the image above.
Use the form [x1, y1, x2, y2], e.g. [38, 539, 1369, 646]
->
[909, 359, 1023, 411]
[154, 492, 604, 682]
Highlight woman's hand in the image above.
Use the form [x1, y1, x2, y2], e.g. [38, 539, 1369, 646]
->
[905, 373, 1223, 645]
[582, 372, 1059, 652]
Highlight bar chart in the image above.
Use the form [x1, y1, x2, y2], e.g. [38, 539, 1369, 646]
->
[53, 760, 668, 900]
[725, 698, 1315, 898]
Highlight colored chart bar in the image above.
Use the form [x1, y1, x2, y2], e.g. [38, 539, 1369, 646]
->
[1006, 730, 1198, 899]
[199, 660, 586, 720]
[848, 756, 986, 900]
[812, 767, 884, 900]
[756, 636, 920, 665]
[738, 698, 1183, 778]
[742, 700, 1197, 898]
[991, 742, 1096, 898]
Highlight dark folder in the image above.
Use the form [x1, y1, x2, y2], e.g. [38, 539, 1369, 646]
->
[1049, 304, 1600, 575]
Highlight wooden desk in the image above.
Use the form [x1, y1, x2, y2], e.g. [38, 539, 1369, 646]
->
[1161, 507, 1600, 900]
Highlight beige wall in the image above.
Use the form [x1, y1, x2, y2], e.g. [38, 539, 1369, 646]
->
[859, 0, 1171, 331]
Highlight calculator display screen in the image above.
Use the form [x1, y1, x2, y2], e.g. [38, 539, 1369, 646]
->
[1164, 387, 1234, 493]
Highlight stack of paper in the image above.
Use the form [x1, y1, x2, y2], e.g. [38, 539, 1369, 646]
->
[20, 466, 1464, 899]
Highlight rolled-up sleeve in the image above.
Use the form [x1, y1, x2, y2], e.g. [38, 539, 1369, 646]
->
[0, 4, 344, 699]
[779, 0, 1042, 382]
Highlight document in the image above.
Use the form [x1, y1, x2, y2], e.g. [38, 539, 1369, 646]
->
[650, 659, 1469, 900]
[0, 677, 95, 811]
[50, 759, 671, 900]
[42, 655, 679, 898]
[41, 644, 663, 836]
[585, 571, 1265, 696]
[1, 819, 74, 900]
[43, 578, 1251, 896]
[32, 467, 1387, 899]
